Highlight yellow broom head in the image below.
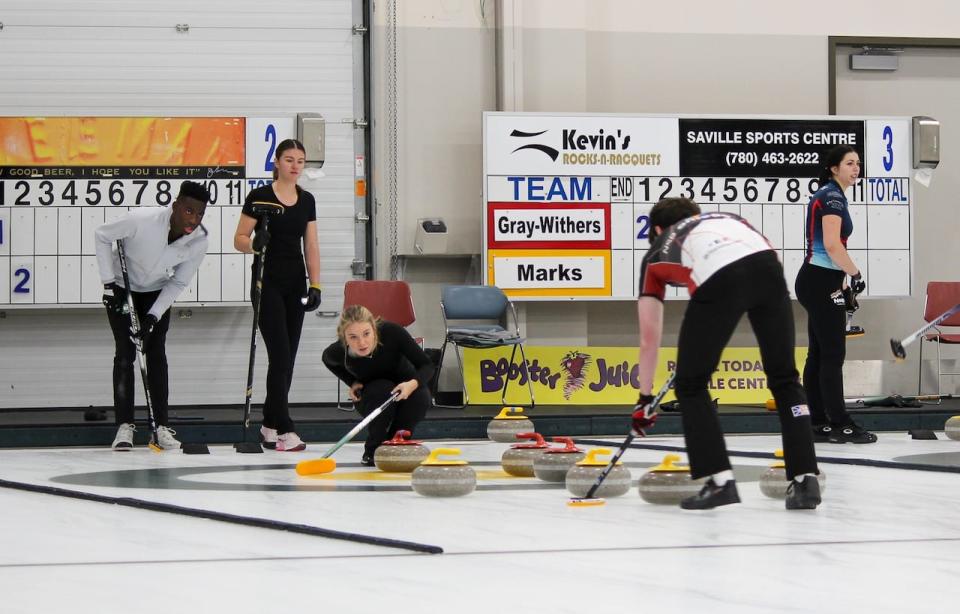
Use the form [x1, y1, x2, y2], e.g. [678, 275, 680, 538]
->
[295, 458, 337, 476]
[567, 497, 606, 507]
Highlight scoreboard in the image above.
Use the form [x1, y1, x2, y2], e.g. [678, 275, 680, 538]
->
[0, 116, 296, 307]
[483, 113, 914, 300]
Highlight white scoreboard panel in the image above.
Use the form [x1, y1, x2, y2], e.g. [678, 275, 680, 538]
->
[0, 116, 296, 307]
[483, 113, 913, 300]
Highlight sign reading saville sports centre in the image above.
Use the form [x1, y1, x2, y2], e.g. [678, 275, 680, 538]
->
[464, 346, 808, 405]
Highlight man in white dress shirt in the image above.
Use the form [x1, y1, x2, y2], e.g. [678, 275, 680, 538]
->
[94, 181, 210, 450]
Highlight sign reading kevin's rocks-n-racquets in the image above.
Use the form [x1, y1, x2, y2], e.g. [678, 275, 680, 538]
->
[483, 112, 914, 300]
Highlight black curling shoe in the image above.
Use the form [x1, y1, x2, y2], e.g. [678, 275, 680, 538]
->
[827, 422, 878, 444]
[361, 451, 376, 467]
[785, 476, 822, 510]
[680, 479, 741, 510]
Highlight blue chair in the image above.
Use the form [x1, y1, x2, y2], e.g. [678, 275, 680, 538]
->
[436, 285, 535, 407]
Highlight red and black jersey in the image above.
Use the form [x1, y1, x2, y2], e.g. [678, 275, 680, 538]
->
[638, 212, 774, 300]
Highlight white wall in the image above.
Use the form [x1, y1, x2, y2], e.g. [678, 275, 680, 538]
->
[0, 0, 362, 408]
[522, 0, 960, 36]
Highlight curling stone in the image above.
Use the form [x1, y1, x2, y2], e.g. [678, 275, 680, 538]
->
[637, 454, 703, 505]
[945, 416, 960, 441]
[411, 448, 476, 497]
[501, 432, 549, 477]
[487, 407, 535, 443]
[532, 437, 586, 482]
[759, 449, 827, 499]
[374, 430, 430, 473]
[565, 448, 632, 498]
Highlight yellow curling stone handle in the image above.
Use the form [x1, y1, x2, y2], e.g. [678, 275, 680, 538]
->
[421, 448, 468, 466]
[770, 449, 786, 469]
[576, 448, 622, 467]
[493, 406, 528, 420]
[650, 453, 691, 473]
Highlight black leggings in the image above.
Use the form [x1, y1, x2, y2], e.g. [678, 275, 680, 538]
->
[105, 289, 171, 426]
[675, 251, 818, 481]
[795, 262, 850, 426]
[255, 278, 306, 434]
[355, 379, 430, 455]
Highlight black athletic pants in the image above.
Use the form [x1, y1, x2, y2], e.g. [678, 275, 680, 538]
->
[105, 289, 171, 426]
[255, 275, 306, 435]
[675, 251, 818, 481]
[795, 262, 850, 426]
[355, 379, 430, 455]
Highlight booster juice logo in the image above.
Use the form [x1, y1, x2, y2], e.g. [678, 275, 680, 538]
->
[559, 350, 592, 400]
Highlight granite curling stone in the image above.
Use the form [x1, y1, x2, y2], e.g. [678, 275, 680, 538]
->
[411, 448, 476, 497]
[945, 416, 960, 441]
[487, 406, 535, 443]
[374, 430, 430, 473]
[532, 437, 587, 482]
[501, 431, 549, 477]
[637, 454, 703, 505]
[565, 448, 632, 498]
[759, 449, 827, 499]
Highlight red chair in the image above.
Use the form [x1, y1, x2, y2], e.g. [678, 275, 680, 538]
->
[917, 281, 960, 399]
[343, 280, 418, 330]
[337, 280, 421, 408]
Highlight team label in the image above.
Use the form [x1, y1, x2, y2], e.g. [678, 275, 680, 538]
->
[493, 255, 606, 289]
[494, 208, 604, 241]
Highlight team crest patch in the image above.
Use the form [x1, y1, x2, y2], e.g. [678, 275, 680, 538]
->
[791, 404, 810, 417]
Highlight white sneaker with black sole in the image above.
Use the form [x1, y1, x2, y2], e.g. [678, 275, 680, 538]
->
[112, 423, 136, 451]
[260, 426, 278, 449]
[155, 425, 182, 450]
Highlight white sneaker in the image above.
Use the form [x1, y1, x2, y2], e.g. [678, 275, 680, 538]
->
[260, 426, 278, 449]
[276, 432, 306, 452]
[112, 423, 136, 450]
[155, 425, 182, 450]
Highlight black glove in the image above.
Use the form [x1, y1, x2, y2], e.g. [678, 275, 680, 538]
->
[131, 314, 158, 348]
[252, 228, 271, 254]
[102, 283, 128, 314]
[850, 272, 866, 295]
[303, 285, 322, 312]
[842, 286, 859, 313]
[631, 393, 658, 436]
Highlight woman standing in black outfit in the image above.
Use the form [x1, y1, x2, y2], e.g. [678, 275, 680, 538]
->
[322, 305, 434, 465]
[795, 145, 876, 444]
[234, 139, 322, 452]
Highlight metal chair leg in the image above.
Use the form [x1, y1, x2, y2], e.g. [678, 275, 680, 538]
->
[500, 343, 535, 408]
[501, 344, 517, 407]
[517, 343, 536, 408]
[432, 338, 469, 409]
[918, 334, 925, 396]
[336, 381, 354, 411]
[937, 337, 943, 399]
[453, 343, 469, 405]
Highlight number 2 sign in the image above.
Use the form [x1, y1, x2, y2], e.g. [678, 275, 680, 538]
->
[244, 118, 296, 179]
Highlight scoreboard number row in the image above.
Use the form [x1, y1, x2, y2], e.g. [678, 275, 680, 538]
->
[613, 176, 907, 206]
[0, 179, 250, 208]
